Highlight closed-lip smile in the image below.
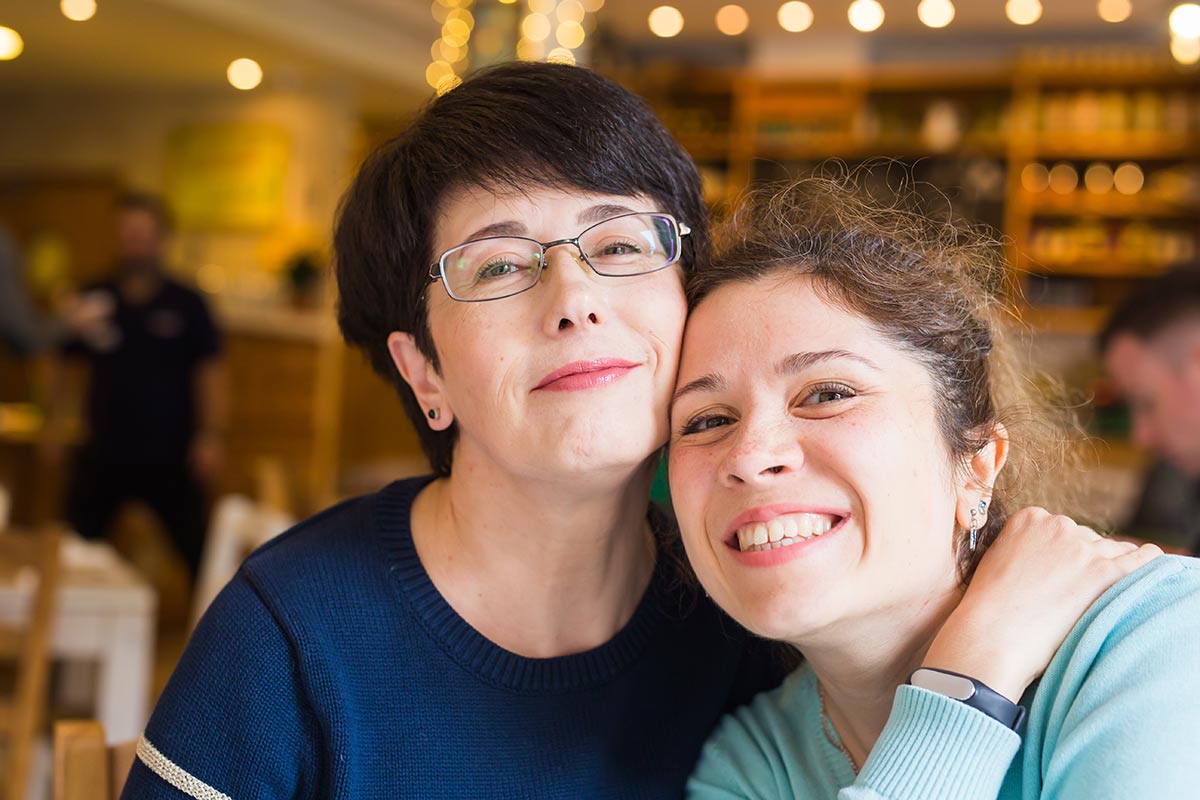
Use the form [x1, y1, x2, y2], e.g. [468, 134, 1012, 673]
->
[534, 358, 639, 391]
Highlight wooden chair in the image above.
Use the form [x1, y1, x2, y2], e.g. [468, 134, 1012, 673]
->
[0, 527, 61, 800]
[52, 721, 135, 800]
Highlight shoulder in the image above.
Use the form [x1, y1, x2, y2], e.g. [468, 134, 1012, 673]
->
[1077, 554, 1200, 637]
[688, 665, 813, 797]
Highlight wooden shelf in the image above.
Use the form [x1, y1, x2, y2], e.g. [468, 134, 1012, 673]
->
[1021, 133, 1199, 160]
[1022, 257, 1174, 279]
[1019, 192, 1200, 219]
[1019, 305, 1109, 335]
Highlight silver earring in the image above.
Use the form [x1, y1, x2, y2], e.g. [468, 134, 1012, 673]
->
[969, 500, 987, 551]
[428, 408, 439, 421]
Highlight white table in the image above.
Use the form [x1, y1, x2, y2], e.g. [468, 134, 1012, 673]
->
[0, 535, 157, 744]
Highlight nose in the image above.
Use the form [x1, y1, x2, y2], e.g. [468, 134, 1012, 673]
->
[539, 243, 604, 334]
[720, 415, 800, 488]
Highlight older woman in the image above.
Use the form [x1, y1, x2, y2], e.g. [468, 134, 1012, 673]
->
[673, 178, 1192, 799]
[124, 67, 1153, 799]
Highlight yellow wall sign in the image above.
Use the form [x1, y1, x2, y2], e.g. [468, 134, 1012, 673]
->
[164, 123, 290, 230]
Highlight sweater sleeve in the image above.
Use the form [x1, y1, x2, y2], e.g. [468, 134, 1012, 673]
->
[1034, 558, 1200, 800]
[687, 683, 1019, 799]
[120, 574, 321, 800]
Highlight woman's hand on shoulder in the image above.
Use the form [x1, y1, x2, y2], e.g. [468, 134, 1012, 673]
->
[922, 507, 1162, 703]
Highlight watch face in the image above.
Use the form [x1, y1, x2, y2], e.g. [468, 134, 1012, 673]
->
[911, 669, 977, 701]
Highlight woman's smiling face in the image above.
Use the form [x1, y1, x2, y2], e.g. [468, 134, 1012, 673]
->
[668, 274, 966, 643]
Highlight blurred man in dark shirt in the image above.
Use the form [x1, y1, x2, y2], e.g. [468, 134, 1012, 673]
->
[1100, 267, 1200, 555]
[59, 193, 226, 579]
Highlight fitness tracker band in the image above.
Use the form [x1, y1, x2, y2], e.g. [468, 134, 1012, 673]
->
[908, 667, 1028, 733]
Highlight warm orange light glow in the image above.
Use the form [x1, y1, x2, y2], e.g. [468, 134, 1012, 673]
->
[848, 0, 885, 32]
[716, 4, 750, 36]
[777, 1, 813, 32]
[648, 5, 684, 37]
[227, 58, 263, 90]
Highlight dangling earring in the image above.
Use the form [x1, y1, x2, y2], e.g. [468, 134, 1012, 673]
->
[427, 408, 439, 421]
[969, 499, 987, 551]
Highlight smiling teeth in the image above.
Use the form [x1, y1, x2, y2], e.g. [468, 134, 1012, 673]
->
[736, 513, 836, 553]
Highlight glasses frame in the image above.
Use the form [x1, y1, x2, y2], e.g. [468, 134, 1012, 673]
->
[428, 211, 691, 303]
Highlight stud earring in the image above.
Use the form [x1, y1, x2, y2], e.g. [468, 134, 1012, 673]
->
[428, 408, 439, 421]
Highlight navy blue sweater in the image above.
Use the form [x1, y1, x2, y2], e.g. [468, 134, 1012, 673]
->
[122, 477, 779, 799]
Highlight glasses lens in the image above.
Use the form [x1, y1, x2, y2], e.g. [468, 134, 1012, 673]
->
[441, 238, 542, 300]
[580, 214, 679, 276]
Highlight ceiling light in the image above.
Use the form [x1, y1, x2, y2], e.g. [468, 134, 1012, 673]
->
[648, 5, 684, 37]
[917, 0, 955, 28]
[1006, 0, 1042, 25]
[777, 1, 814, 32]
[0, 26, 23, 60]
[60, 0, 97, 22]
[1169, 3, 1200, 38]
[848, 0, 885, 32]
[1171, 34, 1200, 64]
[227, 58, 263, 91]
[716, 4, 750, 36]
[547, 47, 577, 64]
[1097, 0, 1131, 23]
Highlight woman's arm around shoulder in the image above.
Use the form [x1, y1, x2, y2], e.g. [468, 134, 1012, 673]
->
[120, 573, 322, 800]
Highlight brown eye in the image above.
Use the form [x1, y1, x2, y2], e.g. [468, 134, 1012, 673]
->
[800, 383, 856, 406]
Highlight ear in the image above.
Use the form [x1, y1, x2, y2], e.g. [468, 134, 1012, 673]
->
[387, 332, 454, 431]
[955, 422, 1009, 530]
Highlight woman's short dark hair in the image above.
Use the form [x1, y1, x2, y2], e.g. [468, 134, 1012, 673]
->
[334, 62, 708, 476]
[690, 174, 1075, 582]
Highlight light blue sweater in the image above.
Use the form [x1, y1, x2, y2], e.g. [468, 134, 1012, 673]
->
[688, 556, 1200, 799]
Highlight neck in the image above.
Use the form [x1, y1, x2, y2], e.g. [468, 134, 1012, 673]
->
[410, 446, 660, 659]
[802, 580, 963, 769]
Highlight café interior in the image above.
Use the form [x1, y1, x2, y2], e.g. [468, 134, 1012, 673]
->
[0, 0, 1197, 797]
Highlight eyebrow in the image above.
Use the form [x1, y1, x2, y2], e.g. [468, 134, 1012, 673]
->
[459, 204, 641, 244]
[671, 349, 880, 407]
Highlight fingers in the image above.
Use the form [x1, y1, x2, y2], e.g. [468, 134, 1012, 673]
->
[1114, 542, 1165, 574]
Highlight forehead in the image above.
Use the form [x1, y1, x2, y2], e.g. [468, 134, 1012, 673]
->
[432, 185, 654, 253]
[683, 277, 866, 359]
[1105, 334, 1172, 387]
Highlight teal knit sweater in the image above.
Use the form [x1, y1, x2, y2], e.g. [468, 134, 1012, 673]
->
[688, 556, 1200, 799]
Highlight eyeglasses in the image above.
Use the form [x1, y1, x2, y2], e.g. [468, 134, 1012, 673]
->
[429, 211, 691, 302]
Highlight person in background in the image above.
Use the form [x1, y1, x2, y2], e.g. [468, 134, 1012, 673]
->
[671, 178, 1185, 799]
[1100, 267, 1200, 555]
[55, 192, 226, 580]
[124, 65, 1146, 799]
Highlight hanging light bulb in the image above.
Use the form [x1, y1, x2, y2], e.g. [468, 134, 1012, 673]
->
[918, 0, 955, 28]
[1006, 0, 1042, 25]
[0, 26, 22, 60]
[777, 1, 814, 32]
[227, 58, 263, 90]
[1096, 0, 1131, 23]
[648, 5, 684, 37]
[1170, 3, 1200, 38]
[716, 4, 750, 36]
[847, 0, 884, 32]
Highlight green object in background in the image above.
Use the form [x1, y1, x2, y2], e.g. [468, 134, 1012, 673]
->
[649, 450, 672, 512]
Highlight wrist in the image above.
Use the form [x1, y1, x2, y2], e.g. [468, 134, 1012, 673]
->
[908, 667, 1028, 733]
[925, 609, 1028, 702]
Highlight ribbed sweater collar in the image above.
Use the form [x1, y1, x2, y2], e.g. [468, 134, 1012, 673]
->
[375, 477, 672, 693]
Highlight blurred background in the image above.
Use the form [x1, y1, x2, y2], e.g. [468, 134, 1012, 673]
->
[0, 0, 1197, 796]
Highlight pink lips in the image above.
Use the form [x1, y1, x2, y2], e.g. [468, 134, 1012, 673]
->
[534, 359, 638, 392]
